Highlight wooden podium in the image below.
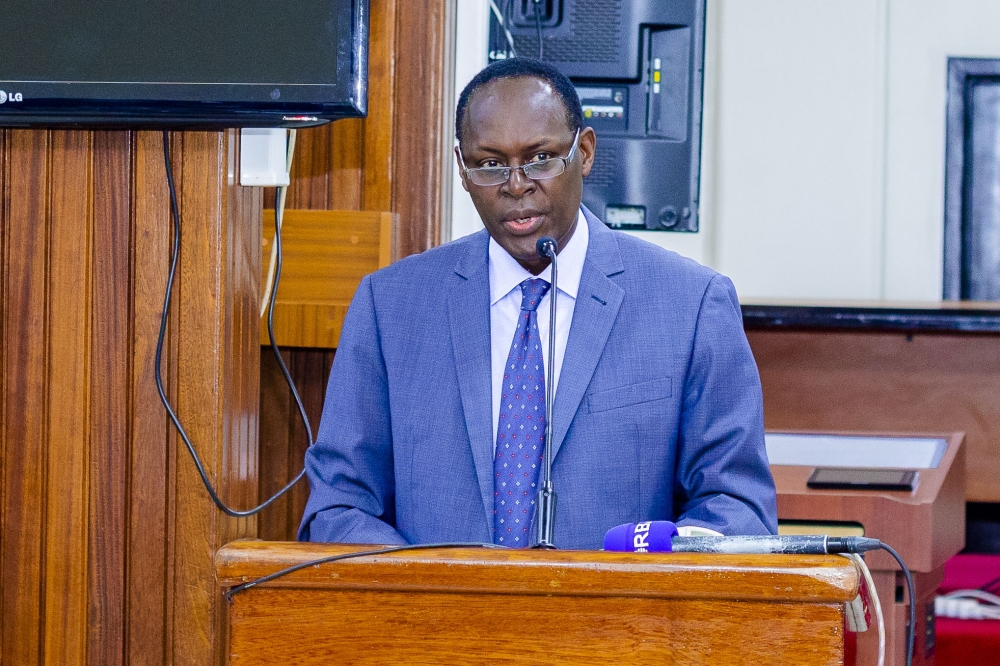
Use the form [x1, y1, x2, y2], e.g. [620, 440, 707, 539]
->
[773, 431, 966, 666]
[216, 541, 860, 665]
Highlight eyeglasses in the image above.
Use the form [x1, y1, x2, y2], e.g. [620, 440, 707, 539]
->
[459, 128, 580, 187]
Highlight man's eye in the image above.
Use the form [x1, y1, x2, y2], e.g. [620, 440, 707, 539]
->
[529, 153, 552, 163]
[480, 160, 503, 168]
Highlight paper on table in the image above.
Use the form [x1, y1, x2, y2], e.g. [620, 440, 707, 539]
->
[765, 433, 947, 469]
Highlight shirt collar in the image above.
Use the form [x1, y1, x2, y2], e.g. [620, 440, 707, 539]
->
[489, 208, 589, 306]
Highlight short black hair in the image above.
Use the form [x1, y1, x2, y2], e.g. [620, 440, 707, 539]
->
[455, 58, 582, 143]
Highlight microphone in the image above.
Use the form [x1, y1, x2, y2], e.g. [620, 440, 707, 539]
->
[536, 236, 556, 258]
[603, 521, 678, 552]
[603, 521, 884, 554]
[533, 236, 558, 549]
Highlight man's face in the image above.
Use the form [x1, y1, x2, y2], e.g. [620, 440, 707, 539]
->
[456, 76, 596, 274]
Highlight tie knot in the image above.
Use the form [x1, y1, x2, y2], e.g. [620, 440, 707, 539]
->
[519, 278, 550, 312]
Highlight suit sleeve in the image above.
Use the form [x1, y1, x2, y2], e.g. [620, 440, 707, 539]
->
[297, 274, 407, 545]
[672, 274, 778, 536]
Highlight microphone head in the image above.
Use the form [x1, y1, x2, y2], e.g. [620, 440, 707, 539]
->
[536, 236, 557, 259]
[603, 521, 678, 552]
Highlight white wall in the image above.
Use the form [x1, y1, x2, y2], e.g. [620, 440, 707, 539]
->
[882, 0, 1000, 300]
[449, 0, 1000, 301]
[711, 0, 890, 299]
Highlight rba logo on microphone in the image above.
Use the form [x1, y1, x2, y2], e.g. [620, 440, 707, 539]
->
[0, 91, 24, 104]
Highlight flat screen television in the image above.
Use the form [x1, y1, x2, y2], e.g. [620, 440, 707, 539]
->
[0, 0, 368, 128]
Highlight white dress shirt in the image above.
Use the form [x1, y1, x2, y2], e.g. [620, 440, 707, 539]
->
[489, 209, 589, 445]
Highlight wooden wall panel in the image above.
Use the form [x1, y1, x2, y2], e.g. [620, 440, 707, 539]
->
[391, 0, 455, 256]
[362, 0, 397, 213]
[44, 131, 91, 666]
[2, 129, 49, 666]
[258, 0, 456, 541]
[258, 350, 334, 542]
[169, 131, 261, 666]
[748, 330, 1000, 502]
[88, 130, 132, 666]
[0, 128, 261, 666]
[128, 130, 172, 666]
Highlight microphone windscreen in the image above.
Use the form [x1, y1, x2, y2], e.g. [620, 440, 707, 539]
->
[603, 521, 678, 552]
[536, 236, 556, 258]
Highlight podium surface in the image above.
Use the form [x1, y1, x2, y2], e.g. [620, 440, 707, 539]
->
[217, 541, 859, 665]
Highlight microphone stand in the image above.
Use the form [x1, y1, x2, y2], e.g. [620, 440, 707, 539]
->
[533, 237, 558, 549]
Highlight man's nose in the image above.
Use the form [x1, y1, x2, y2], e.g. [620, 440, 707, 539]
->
[503, 166, 535, 196]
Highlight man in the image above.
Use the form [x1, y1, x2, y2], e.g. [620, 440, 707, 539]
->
[299, 58, 777, 548]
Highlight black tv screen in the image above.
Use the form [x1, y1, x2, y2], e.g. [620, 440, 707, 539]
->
[0, 0, 368, 128]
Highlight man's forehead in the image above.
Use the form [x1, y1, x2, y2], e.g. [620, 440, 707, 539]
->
[470, 76, 556, 111]
[463, 76, 569, 146]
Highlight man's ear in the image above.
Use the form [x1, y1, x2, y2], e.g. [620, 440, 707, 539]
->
[578, 127, 597, 178]
[454, 146, 469, 192]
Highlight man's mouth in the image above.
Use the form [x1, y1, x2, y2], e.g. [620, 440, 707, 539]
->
[503, 214, 543, 234]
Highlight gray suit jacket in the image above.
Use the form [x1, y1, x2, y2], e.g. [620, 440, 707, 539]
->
[299, 208, 777, 548]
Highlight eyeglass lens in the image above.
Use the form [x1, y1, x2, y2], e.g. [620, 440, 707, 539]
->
[468, 158, 566, 186]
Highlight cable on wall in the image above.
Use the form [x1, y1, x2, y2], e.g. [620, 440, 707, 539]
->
[532, 0, 544, 60]
[489, 0, 517, 58]
[155, 130, 313, 518]
[260, 129, 297, 317]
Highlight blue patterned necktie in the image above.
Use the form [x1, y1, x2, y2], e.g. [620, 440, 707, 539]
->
[493, 278, 551, 546]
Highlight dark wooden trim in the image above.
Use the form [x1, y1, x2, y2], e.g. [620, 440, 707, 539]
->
[742, 302, 1000, 333]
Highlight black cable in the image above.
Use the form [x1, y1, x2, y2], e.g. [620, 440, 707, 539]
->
[532, 0, 544, 60]
[879, 543, 915, 666]
[224, 542, 502, 602]
[979, 574, 1000, 593]
[156, 130, 312, 518]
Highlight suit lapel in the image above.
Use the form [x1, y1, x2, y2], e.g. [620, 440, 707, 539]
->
[446, 232, 496, 529]
[550, 209, 625, 461]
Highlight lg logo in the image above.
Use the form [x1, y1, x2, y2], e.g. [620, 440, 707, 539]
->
[0, 91, 24, 104]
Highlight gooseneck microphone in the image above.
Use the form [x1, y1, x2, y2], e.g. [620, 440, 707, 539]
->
[603, 521, 884, 554]
[670, 535, 884, 554]
[533, 236, 558, 549]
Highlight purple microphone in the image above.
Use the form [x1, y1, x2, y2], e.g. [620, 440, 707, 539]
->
[603, 521, 678, 552]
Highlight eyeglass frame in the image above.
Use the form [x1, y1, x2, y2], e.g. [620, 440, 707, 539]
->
[458, 127, 581, 187]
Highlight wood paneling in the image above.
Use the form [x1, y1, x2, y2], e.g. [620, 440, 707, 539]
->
[218, 543, 858, 665]
[748, 330, 1000, 502]
[258, 0, 456, 540]
[258, 350, 334, 542]
[2, 128, 49, 666]
[261, 209, 392, 348]
[390, 0, 455, 255]
[89, 130, 131, 666]
[0, 0, 449, 652]
[45, 130, 91, 666]
[129, 130, 173, 666]
[0, 128, 260, 665]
